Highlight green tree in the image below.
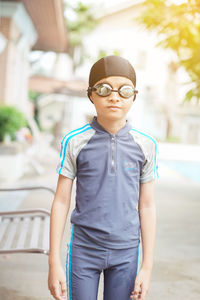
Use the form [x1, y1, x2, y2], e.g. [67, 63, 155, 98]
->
[136, 0, 200, 103]
[64, 1, 99, 72]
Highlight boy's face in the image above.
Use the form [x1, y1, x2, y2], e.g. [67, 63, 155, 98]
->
[90, 76, 135, 121]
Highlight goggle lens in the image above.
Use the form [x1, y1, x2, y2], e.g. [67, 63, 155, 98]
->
[96, 84, 111, 96]
[119, 85, 135, 98]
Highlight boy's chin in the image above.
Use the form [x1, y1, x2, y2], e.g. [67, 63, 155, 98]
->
[98, 113, 126, 121]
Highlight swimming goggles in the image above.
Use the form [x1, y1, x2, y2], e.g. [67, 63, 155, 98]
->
[87, 83, 138, 99]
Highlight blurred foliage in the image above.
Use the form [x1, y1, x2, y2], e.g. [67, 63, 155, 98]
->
[29, 90, 42, 102]
[0, 105, 27, 142]
[136, 0, 200, 103]
[28, 90, 42, 130]
[64, 1, 99, 71]
[96, 49, 122, 60]
[164, 135, 181, 143]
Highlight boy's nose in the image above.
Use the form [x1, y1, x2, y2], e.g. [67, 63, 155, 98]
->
[108, 91, 120, 101]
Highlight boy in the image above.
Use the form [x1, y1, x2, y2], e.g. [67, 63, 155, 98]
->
[48, 55, 159, 300]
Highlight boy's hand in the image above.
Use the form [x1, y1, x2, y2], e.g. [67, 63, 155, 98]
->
[130, 267, 152, 300]
[48, 263, 67, 300]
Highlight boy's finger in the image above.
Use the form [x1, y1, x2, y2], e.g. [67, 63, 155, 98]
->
[130, 283, 142, 299]
[61, 280, 67, 297]
[140, 287, 148, 300]
[53, 286, 61, 299]
[52, 284, 65, 300]
[133, 281, 141, 294]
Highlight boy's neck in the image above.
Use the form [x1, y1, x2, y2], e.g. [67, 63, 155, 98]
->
[96, 116, 127, 135]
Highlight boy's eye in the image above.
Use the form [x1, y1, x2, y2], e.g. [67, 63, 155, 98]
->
[95, 84, 112, 96]
[119, 85, 135, 97]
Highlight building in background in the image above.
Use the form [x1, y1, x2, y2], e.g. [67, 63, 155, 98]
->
[0, 0, 70, 181]
[0, 0, 68, 114]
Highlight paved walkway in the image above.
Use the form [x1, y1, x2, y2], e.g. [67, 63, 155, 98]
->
[0, 143, 200, 299]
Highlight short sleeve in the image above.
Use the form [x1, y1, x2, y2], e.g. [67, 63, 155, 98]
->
[140, 138, 159, 183]
[56, 135, 77, 180]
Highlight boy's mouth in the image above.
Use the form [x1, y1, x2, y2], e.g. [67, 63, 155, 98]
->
[107, 106, 121, 109]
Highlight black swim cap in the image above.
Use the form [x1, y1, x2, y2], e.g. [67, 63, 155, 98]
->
[87, 55, 137, 103]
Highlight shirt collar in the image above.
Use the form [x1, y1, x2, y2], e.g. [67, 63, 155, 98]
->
[90, 116, 132, 137]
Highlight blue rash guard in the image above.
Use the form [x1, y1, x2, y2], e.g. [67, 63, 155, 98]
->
[56, 115, 159, 249]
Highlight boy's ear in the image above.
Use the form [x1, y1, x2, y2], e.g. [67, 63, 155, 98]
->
[87, 90, 94, 104]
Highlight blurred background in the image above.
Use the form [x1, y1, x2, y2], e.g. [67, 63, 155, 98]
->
[0, 0, 200, 299]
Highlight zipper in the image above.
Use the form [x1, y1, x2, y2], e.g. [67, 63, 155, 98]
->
[111, 134, 115, 173]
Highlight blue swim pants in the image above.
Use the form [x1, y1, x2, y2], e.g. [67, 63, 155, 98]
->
[65, 223, 140, 300]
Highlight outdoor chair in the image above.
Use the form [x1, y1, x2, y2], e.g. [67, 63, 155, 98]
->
[0, 186, 55, 255]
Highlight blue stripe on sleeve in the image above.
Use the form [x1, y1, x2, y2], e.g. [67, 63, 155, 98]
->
[59, 123, 90, 161]
[58, 125, 92, 175]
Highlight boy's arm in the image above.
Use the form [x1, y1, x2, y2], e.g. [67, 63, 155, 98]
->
[48, 174, 74, 266]
[138, 179, 156, 271]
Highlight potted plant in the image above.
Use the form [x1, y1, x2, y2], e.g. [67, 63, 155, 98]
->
[0, 105, 28, 142]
